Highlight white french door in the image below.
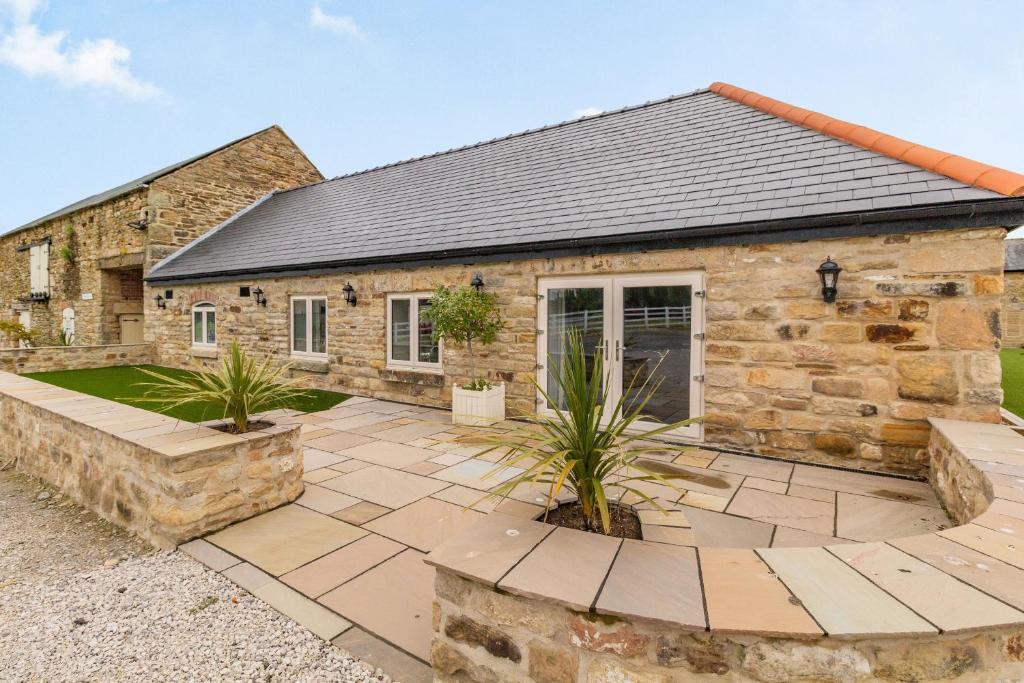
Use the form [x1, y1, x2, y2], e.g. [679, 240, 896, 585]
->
[536, 272, 704, 439]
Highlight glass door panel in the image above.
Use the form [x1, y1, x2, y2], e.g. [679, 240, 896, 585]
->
[539, 281, 610, 412]
[618, 284, 693, 424]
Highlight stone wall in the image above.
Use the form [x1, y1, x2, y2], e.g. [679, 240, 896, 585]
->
[1005, 271, 1024, 347]
[0, 342, 154, 374]
[147, 227, 1006, 475]
[0, 372, 302, 549]
[432, 569, 1024, 683]
[145, 126, 323, 268]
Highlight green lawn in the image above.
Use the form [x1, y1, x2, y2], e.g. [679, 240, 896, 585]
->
[24, 364, 350, 423]
[1002, 348, 1024, 419]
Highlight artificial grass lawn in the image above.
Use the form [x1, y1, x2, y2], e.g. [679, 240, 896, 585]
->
[24, 364, 350, 423]
[1002, 348, 1024, 419]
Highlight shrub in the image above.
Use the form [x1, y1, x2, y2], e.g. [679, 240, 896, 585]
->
[474, 329, 700, 534]
[132, 341, 310, 432]
[421, 283, 503, 390]
[0, 320, 35, 348]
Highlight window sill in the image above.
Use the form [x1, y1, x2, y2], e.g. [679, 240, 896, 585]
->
[190, 346, 218, 359]
[291, 357, 330, 374]
[379, 367, 445, 387]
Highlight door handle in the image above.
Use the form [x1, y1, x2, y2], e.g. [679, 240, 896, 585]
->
[615, 339, 621, 361]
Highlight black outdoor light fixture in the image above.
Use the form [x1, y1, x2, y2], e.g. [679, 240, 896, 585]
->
[153, 294, 166, 310]
[816, 257, 842, 304]
[470, 273, 485, 292]
[253, 287, 267, 306]
[342, 282, 357, 307]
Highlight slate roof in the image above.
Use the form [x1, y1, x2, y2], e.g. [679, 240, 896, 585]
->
[4, 125, 285, 237]
[148, 86, 1024, 283]
[1008, 240, 1024, 272]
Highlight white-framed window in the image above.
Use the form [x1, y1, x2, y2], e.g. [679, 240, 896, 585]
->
[192, 302, 216, 347]
[29, 242, 49, 296]
[291, 296, 327, 357]
[387, 293, 441, 371]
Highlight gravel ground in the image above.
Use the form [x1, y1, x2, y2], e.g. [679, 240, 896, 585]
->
[0, 470, 394, 682]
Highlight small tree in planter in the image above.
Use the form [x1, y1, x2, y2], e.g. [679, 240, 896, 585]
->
[421, 283, 505, 424]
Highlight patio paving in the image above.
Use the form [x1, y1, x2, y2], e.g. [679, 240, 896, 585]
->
[186, 396, 954, 675]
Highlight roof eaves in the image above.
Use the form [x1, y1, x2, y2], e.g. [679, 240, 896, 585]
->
[709, 82, 1024, 198]
[147, 190, 280, 276]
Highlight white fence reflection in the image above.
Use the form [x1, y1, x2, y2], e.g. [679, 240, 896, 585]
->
[549, 306, 691, 333]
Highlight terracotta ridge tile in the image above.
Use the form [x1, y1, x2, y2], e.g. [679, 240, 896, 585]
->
[708, 81, 1024, 197]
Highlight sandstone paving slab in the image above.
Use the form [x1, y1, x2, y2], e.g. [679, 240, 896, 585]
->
[303, 468, 343, 484]
[640, 525, 696, 546]
[700, 547, 822, 637]
[402, 461, 446, 476]
[939, 524, 1024, 570]
[677, 490, 730, 512]
[179, 539, 240, 572]
[637, 509, 691, 528]
[295, 485, 360, 515]
[595, 540, 705, 628]
[829, 542, 1024, 633]
[207, 504, 367, 576]
[153, 433, 245, 457]
[329, 459, 373, 473]
[785, 484, 836, 503]
[972, 511, 1024, 537]
[770, 527, 846, 548]
[254, 579, 352, 641]
[425, 512, 554, 585]
[373, 421, 453, 444]
[332, 627, 433, 683]
[308, 405, 373, 421]
[299, 428, 334, 443]
[281, 533, 407, 598]
[741, 477, 788, 494]
[654, 462, 743, 498]
[681, 507, 774, 548]
[331, 501, 392, 525]
[429, 485, 545, 518]
[891, 533, 1024, 611]
[726, 488, 834, 535]
[790, 465, 940, 507]
[322, 464, 449, 508]
[364, 497, 486, 552]
[989, 498, 1024, 520]
[758, 546, 937, 637]
[432, 458, 524, 490]
[710, 453, 794, 482]
[320, 412, 398, 432]
[336, 441, 436, 469]
[304, 431, 377, 454]
[303, 447, 349, 471]
[835, 493, 950, 542]
[349, 400, 415, 414]
[222, 561, 275, 593]
[499, 527, 621, 612]
[319, 549, 435, 661]
[428, 452, 469, 466]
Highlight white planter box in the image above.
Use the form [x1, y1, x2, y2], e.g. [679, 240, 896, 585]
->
[452, 383, 505, 426]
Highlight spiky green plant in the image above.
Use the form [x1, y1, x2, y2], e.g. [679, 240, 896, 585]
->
[474, 329, 700, 534]
[131, 341, 310, 432]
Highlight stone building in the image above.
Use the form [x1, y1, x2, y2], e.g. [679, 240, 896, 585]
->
[0, 126, 322, 347]
[1005, 239, 1024, 347]
[146, 82, 1024, 475]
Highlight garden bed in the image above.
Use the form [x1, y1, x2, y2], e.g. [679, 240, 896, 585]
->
[23, 364, 349, 422]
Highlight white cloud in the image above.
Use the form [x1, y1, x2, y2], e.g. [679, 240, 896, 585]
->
[0, 1, 163, 100]
[574, 107, 604, 119]
[310, 4, 364, 39]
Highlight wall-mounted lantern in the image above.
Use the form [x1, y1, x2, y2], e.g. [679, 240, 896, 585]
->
[342, 282, 357, 307]
[816, 257, 842, 304]
[253, 287, 267, 307]
[470, 273, 485, 292]
[153, 294, 166, 310]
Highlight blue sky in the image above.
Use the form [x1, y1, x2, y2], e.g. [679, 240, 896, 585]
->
[2, 0, 1023, 235]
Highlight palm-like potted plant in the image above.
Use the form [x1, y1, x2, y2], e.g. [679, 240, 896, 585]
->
[473, 329, 700, 536]
[132, 341, 310, 433]
[421, 283, 505, 425]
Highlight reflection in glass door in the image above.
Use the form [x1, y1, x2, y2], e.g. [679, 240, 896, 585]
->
[542, 282, 610, 411]
[538, 273, 703, 439]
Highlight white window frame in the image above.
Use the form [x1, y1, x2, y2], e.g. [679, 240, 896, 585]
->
[29, 242, 49, 296]
[290, 295, 328, 358]
[191, 302, 216, 348]
[386, 293, 442, 373]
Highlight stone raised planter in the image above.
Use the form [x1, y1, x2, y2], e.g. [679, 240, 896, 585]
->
[0, 371, 303, 549]
[452, 383, 505, 426]
[427, 417, 1024, 682]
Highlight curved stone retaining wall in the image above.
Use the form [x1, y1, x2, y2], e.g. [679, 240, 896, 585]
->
[427, 418, 1024, 682]
[0, 371, 302, 548]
